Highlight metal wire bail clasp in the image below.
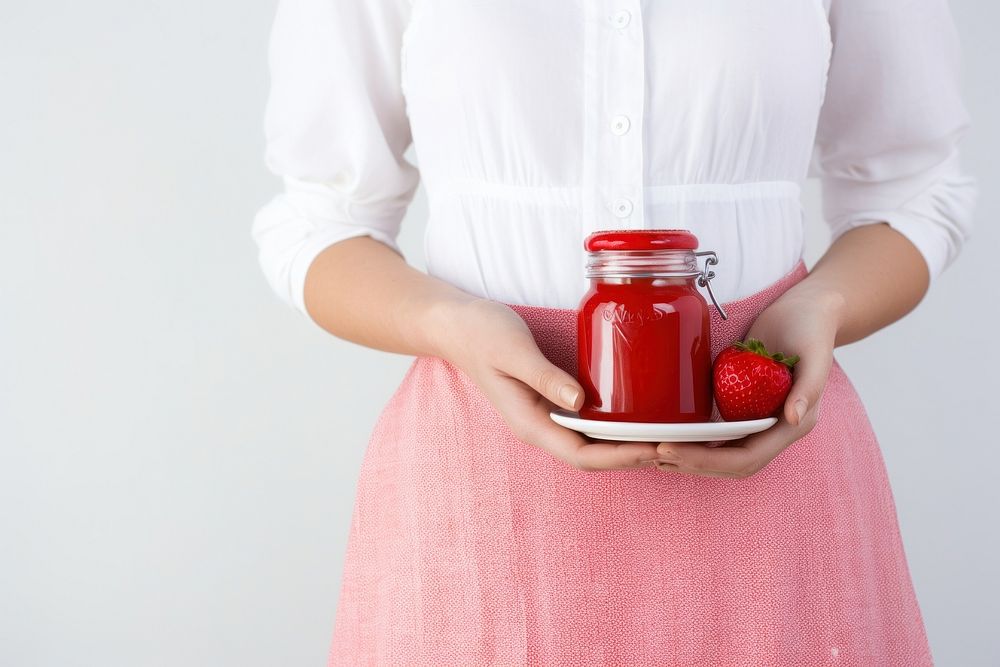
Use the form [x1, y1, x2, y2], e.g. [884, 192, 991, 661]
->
[694, 251, 728, 320]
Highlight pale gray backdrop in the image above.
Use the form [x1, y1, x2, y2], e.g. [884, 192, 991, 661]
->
[0, 1, 996, 665]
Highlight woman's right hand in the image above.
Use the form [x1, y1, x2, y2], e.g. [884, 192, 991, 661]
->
[436, 298, 661, 471]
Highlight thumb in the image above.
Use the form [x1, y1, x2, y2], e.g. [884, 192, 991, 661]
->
[503, 342, 584, 411]
[783, 352, 831, 426]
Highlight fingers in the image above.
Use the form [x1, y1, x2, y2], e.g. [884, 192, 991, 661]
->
[656, 438, 760, 478]
[656, 405, 819, 478]
[500, 337, 584, 411]
[523, 391, 660, 470]
[487, 373, 658, 471]
[545, 425, 662, 471]
[782, 350, 832, 427]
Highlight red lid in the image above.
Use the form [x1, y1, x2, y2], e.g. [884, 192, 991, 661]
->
[584, 229, 699, 252]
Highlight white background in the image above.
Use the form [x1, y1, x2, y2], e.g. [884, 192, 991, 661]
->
[1, 1, 996, 665]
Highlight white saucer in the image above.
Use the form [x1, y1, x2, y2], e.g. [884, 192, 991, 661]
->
[549, 410, 777, 443]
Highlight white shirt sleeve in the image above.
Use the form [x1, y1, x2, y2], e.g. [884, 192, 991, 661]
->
[252, 0, 419, 315]
[810, 0, 977, 283]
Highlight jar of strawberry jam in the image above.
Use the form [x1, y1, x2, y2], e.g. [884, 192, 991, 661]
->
[577, 229, 728, 423]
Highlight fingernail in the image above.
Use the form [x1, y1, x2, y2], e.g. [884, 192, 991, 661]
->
[559, 385, 581, 410]
[658, 448, 680, 461]
[794, 399, 807, 424]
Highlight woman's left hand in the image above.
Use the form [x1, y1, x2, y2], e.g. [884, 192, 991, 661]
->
[654, 285, 845, 479]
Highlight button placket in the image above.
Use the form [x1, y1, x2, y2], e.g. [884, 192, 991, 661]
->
[610, 115, 631, 136]
[600, 1, 645, 230]
[610, 10, 631, 29]
[613, 198, 634, 218]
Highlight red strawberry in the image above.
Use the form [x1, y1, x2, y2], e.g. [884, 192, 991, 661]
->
[713, 338, 799, 421]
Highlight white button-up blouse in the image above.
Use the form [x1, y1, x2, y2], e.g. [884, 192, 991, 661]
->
[252, 0, 977, 315]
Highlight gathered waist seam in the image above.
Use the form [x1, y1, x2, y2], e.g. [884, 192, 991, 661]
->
[645, 180, 800, 204]
[434, 178, 801, 205]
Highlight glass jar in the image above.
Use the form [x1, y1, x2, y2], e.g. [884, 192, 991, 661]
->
[576, 229, 728, 423]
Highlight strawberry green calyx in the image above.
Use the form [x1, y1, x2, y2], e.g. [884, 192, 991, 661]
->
[733, 337, 800, 369]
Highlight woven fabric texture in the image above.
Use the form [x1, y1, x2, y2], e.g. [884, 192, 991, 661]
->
[328, 259, 933, 666]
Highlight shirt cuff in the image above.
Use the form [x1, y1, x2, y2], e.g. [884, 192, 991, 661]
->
[252, 183, 405, 318]
[824, 166, 977, 284]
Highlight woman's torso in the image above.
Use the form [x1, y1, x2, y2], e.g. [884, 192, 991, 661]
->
[398, 0, 832, 308]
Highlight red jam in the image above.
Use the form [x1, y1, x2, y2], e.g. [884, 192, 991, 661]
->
[576, 230, 713, 423]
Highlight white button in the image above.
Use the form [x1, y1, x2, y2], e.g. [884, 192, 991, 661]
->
[610, 115, 631, 136]
[610, 10, 631, 29]
[613, 198, 634, 218]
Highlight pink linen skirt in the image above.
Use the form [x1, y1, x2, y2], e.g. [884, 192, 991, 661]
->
[327, 259, 934, 666]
